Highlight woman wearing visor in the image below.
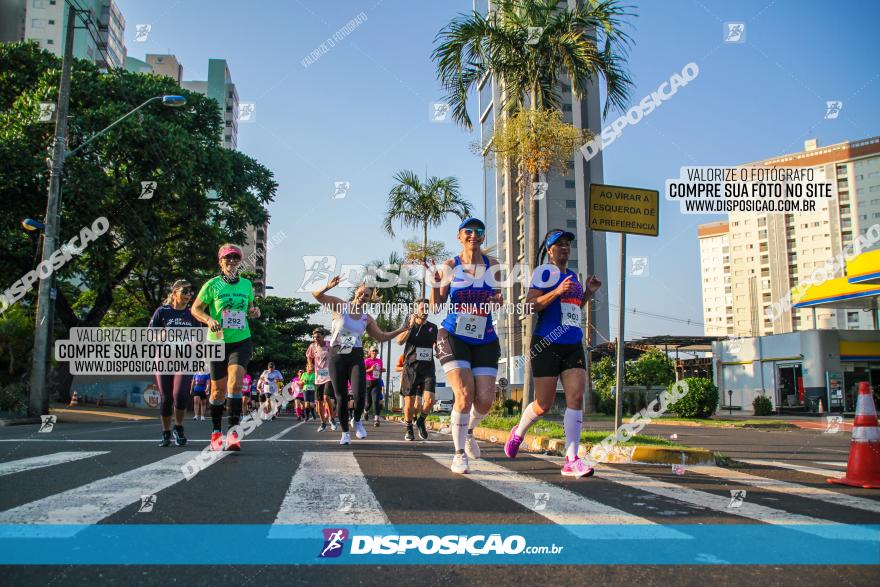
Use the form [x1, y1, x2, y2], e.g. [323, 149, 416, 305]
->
[505, 229, 601, 478]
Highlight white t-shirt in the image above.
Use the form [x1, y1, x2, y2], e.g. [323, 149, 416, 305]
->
[260, 369, 284, 394]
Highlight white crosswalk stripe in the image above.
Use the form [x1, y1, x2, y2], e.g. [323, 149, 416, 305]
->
[269, 452, 389, 538]
[530, 456, 879, 542]
[425, 453, 689, 540]
[735, 459, 845, 479]
[688, 465, 880, 515]
[0, 451, 229, 537]
[0, 451, 108, 477]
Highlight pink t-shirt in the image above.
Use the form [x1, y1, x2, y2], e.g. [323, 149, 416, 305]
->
[364, 358, 383, 381]
[306, 341, 331, 384]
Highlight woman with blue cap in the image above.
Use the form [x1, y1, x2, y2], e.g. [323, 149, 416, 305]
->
[429, 218, 502, 474]
[504, 229, 601, 478]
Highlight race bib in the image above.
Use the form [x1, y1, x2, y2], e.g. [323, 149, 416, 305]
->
[455, 314, 487, 340]
[415, 347, 432, 361]
[318, 368, 329, 379]
[222, 310, 246, 330]
[561, 303, 581, 328]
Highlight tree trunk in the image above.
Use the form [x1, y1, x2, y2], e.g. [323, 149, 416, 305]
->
[421, 222, 428, 300]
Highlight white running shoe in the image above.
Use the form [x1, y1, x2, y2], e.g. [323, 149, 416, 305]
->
[330, 420, 338, 431]
[451, 453, 469, 474]
[340, 432, 351, 445]
[192, 416, 198, 421]
[317, 423, 326, 432]
[355, 420, 367, 439]
[200, 416, 205, 421]
[464, 433, 481, 460]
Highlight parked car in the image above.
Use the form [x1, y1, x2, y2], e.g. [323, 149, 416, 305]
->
[433, 385, 453, 413]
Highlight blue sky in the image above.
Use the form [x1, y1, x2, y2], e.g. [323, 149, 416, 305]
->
[117, 0, 880, 343]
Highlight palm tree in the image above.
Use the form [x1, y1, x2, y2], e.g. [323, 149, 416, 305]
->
[360, 251, 416, 410]
[383, 170, 472, 299]
[433, 0, 634, 405]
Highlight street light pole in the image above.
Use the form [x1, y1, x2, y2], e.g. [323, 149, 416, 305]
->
[29, 8, 77, 417]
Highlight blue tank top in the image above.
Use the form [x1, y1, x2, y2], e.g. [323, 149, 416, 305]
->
[192, 373, 210, 392]
[440, 255, 498, 345]
[531, 265, 584, 344]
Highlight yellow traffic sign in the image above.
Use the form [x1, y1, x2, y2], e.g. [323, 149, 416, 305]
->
[588, 183, 659, 237]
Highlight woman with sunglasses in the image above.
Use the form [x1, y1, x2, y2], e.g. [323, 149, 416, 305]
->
[504, 230, 601, 478]
[313, 277, 408, 445]
[148, 279, 201, 447]
[429, 218, 502, 474]
[191, 244, 261, 451]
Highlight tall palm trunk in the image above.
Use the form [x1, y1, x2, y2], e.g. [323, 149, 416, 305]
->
[421, 222, 428, 300]
[522, 86, 540, 408]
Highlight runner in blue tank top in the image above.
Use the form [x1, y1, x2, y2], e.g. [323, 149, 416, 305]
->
[430, 218, 502, 474]
[504, 229, 602, 478]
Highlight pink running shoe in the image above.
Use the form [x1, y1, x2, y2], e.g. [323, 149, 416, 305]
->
[504, 426, 524, 458]
[561, 457, 594, 478]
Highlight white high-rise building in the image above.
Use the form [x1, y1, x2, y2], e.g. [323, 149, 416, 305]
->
[698, 136, 880, 336]
[1, 0, 126, 69]
[476, 0, 610, 384]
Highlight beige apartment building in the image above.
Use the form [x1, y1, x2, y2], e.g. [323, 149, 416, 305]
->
[699, 136, 880, 337]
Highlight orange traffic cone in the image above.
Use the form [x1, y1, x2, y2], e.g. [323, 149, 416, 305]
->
[818, 399, 825, 415]
[828, 381, 880, 489]
[69, 391, 78, 407]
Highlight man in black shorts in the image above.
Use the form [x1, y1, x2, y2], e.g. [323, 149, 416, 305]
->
[307, 328, 337, 431]
[396, 299, 438, 441]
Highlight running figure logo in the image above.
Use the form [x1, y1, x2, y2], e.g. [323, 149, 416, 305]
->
[525, 26, 544, 45]
[728, 490, 746, 509]
[672, 464, 686, 475]
[532, 181, 548, 201]
[139, 181, 157, 200]
[238, 102, 256, 123]
[333, 181, 351, 199]
[532, 492, 550, 511]
[629, 256, 649, 277]
[138, 494, 156, 513]
[134, 24, 151, 42]
[319, 528, 349, 558]
[824, 101, 843, 119]
[299, 256, 337, 292]
[337, 494, 355, 513]
[38, 415, 57, 433]
[431, 102, 451, 123]
[38, 103, 56, 122]
[824, 415, 843, 434]
[723, 22, 745, 43]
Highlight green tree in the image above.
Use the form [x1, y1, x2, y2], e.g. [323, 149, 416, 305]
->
[433, 0, 634, 404]
[0, 42, 277, 399]
[0, 305, 34, 381]
[383, 170, 471, 298]
[629, 347, 675, 388]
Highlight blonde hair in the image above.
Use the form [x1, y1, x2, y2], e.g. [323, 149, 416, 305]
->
[163, 279, 192, 305]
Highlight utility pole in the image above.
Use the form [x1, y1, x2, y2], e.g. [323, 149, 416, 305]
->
[29, 7, 78, 416]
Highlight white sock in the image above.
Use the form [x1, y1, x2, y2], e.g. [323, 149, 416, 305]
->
[564, 408, 582, 461]
[451, 409, 470, 453]
[515, 403, 541, 438]
[468, 406, 487, 434]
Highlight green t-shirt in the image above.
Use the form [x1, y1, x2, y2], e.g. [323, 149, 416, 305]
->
[197, 276, 255, 343]
[300, 372, 316, 390]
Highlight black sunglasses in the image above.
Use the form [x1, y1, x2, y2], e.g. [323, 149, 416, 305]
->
[462, 227, 485, 237]
[221, 254, 242, 261]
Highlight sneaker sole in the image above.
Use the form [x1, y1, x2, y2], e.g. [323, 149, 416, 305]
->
[562, 469, 595, 479]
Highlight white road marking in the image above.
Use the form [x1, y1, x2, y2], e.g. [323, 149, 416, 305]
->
[736, 459, 845, 479]
[573, 460, 878, 541]
[267, 421, 304, 441]
[0, 451, 229, 537]
[0, 451, 108, 477]
[426, 453, 689, 540]
[688, 465, 880, 515]
[269, 451, 389, 538]
[815, 461, 848, 468]
[814, 447, 850, 454]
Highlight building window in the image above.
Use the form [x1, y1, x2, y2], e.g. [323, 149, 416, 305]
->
[569, 260, 578, 269]
[33, 0, 48, 7]
[31, 18, 46, 28]
[566, 219, 576, 228]
[565, 180, 575, 189]
[565, 200, 576, 209]
[562, 103, 572, 112]
[47, 39, 53, 44]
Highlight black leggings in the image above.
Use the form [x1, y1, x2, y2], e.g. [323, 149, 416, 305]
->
[329, 346, 366, 432]
[156, 373, 193, 418]
[365, 380, 383, 416]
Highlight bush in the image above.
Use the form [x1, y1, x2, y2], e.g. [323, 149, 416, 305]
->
[489, 397, 507, 416]
[0, 380, 27, 415]
[503, 398, 521, 415]
[753, 395, 773, 416]
[668, 377, 718, 418]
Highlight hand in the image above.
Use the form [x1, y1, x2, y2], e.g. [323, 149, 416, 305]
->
[488, 291, 503, 304]
[207, 318, 222, 333]
[424, 261, 444, 286]
[326, 275, 342, 289]
[585, 275, 602, 294]
[248, 306, 261, 319]
[553, 275, 576, 297]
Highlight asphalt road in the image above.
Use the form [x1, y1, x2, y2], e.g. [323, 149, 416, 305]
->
[0, 412, 877, 585]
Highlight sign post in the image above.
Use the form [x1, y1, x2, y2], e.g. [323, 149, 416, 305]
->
[588, 183, 659, 434]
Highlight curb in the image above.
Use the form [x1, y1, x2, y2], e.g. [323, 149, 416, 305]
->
[387, 416, 715, 465]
